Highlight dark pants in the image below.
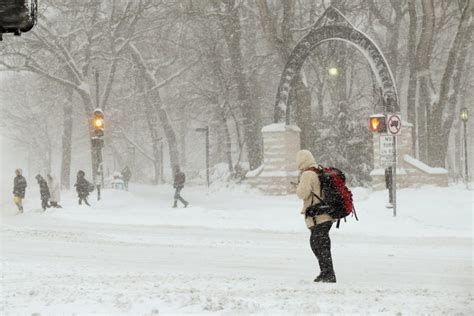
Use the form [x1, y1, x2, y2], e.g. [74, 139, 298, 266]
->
[50, 201, 62, 208]
[78, 193, 90, 206]
[173, 187, 187, 206]
[41, 198, 50, 210]
[310, 221, 335, 278]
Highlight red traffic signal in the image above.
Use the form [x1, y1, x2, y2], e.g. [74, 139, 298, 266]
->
[369, 114, 387, 133]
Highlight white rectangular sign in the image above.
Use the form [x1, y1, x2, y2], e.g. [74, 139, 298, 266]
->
[380, 154, 398, 168]
[380, 135, 397, 168]
[380, 135, 394, 156]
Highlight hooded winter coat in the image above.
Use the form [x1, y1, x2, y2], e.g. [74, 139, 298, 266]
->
[47, 175, 61, 203]
[295, 150, 333, 229]
[74, 173, 90, 197]
[35, 175, 51, 200]
[13, 174, 27, 198]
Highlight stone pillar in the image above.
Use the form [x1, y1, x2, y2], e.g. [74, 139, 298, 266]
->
[246, 124, 301, 195]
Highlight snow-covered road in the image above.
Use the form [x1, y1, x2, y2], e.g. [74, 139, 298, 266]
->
[1, 184, 472, 314]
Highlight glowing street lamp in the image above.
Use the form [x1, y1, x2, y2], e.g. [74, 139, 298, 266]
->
[461, 107, 469, 122]
[328, 67, 339, 76]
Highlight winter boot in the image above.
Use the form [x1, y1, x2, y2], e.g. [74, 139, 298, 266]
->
[184, 201, 189, 208]
[84, 199, 90, 206]
[314, 274, 336, 283]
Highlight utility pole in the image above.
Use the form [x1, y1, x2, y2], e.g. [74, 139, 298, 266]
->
[92, 109, 104, 201]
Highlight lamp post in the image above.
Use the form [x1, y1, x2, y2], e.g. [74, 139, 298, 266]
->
[92, 109, 104, 200]
[196, 126, 210, 187]
[460, 107, 469, 183]
[328, 66, 339, 77]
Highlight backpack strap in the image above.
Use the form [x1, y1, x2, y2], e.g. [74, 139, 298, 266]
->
[352, 206, 359, 221]
[311, 192, 327, 205]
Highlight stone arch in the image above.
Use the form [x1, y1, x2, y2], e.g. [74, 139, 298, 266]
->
[274, 7, 399, 124]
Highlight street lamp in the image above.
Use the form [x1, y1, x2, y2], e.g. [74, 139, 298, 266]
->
[460, 107, 469, 183]
[328, 66, 339, 76]
[196, 126, 210, 187]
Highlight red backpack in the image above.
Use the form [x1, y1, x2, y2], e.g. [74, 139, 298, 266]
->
[307, 166, 358, 228]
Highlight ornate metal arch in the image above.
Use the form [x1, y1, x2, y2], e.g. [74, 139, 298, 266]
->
[274, 7, 399, 124]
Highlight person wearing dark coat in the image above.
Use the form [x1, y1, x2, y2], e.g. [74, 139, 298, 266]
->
[384, 167, 393, 208]
[35, 174, 51, 211]
[172, 166, 188, 208]
[74, 170, 91, 206]
[13, 168, 27, 213]
[121, 166, 132, 191]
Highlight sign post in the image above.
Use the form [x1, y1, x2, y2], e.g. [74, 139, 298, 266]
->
[387, 113, 401, 217]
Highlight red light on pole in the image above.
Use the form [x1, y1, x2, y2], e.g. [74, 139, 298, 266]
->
[369, 114, 387, 133]
[92, 109, 105, 138]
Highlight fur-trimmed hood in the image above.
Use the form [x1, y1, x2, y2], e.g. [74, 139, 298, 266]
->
[296, 150, 317, 171]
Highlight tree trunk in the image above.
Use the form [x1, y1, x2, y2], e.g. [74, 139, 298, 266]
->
[60, 90, 74, 189]
[217, 0, 263, 170]
[294, 78, 312, 148]
[256, 0, 312, 148]
[137, 76, 162, 185]
[427, 0, 473, 167]
[415, 0, 435, 163]
[179, 110, 187, 169]
[220, 108, 234, 173]
[128, 44, 181, 172]
[407, 0, 418, 157]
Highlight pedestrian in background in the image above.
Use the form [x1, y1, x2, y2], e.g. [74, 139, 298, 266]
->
[121, 166, 132, 191]
[46, 174, 62, 208]
[74, 170, 91, 206]
[35, 174, 51, 211]
[172, 166, 188, 208]
[385, 167, 393, 208]
[13, 168, 27, 213]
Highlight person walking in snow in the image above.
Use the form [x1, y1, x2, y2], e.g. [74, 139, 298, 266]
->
[35, 174, 51, 211]
[295, 150, 336, 283]
[13, 168, 27, 213]
[172, 166, 188, 208]
[74, 170, 91, 206]
[121, 166, 132, 191]
[46, 174, 62, 208]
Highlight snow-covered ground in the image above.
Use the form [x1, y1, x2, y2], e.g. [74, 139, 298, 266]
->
[1, 183, 472, 314]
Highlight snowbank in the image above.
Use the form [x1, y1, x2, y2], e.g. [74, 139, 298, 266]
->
[404, 154, 448, 174]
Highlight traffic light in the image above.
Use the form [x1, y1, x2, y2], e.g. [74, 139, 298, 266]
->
[369, 114, 387, 133]
[0, 0, 37, 40]
[92, 109, 104, 138]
